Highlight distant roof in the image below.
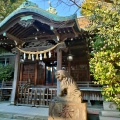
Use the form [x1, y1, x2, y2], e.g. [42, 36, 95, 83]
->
[76, 16, 90, 30]
[0, 52, 15, 57]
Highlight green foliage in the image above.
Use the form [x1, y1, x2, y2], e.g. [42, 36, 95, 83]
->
[82, 0, 120, 110]
[90, 52, 120, 109]
[0, 47, 9, 54]
[0, 0, 25, 21]
[0, 64, 14, 81]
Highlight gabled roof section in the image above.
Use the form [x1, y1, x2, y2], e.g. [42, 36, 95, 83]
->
[0, 1, 90, 53]
[0, 1, 77, 28]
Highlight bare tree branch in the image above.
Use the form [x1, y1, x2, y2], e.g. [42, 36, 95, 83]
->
[69, 0, 82, 8]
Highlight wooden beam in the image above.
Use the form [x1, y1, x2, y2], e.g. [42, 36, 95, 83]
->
[72, 27, 78, 37]
[70, 45, 87, 49]
[52, 28, 75, 42]
[0, 19, 20, 35]
[5, 33, 24, 47]
[60, 33, 76, 41]
[21, 46, 54, 52]
[22, 35, 56, 42]
[52, 29, 60, 41]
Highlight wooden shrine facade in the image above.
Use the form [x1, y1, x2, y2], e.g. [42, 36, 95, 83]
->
[0, 1, 92, 104]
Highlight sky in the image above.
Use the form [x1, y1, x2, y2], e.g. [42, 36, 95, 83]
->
[29, 0, 83, 17]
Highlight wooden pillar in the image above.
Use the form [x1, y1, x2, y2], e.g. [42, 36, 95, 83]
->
[19, 64, 23, 81]
[35, 62, 38, 85]
[57, 48, 62, 96]
[52, 65, 54, 85]
[68, 62, 71, 75]
[44, 63, 46, 85]
[10, 52, 20, 105]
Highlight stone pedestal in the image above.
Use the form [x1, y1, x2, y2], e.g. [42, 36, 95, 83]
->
[99, 101, 120, 120]
[48, 101, 87, 120]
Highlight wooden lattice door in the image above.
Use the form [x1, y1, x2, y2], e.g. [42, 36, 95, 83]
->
[20, 63, 35, 84]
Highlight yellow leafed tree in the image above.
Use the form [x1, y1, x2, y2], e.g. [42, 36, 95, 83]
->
[81, 0, 112, 16]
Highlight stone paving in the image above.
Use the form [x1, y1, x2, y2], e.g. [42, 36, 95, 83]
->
[0, 102, 103, 120]
[0, 102, 48, 120]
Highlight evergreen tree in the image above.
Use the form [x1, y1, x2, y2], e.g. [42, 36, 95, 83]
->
[0, 0, 25, 21]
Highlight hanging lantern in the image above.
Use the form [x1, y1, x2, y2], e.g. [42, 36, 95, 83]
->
[49, 51, 51, 58]
[67, 48, 73, 62]
[40, 54, 42, 60]
[20, 55, 24, 63]
[44, 52, 47, 59]
[28, 54, 31, 59]
[67, 54, 73, 61]
[36, 54, 39, 60]
[23, 53, 26, 60]
[32, 54, 34, 61]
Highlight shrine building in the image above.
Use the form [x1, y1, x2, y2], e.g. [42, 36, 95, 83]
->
[0, 1, 102, 106]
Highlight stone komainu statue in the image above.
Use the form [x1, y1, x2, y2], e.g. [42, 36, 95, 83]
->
[55, 70, 82, 102]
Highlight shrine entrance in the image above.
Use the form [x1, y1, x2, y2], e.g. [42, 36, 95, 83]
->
[20, 60, 57, 86]
[19, 38, 90, 87]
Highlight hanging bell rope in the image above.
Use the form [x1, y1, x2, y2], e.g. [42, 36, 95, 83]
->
[16, 42, 64, 54]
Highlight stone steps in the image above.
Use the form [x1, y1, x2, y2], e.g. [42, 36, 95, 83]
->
[99, 110, 120, 120]
[99, 102, 120, 120]
[0, 112, 48, 120]
[99, 116, 120, 120]
[101, 110, 120, 117]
